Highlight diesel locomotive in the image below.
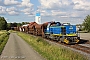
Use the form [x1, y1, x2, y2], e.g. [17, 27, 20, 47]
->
[44, 22, 80, 44]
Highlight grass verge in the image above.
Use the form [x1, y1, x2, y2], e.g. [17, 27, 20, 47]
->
[17, 32, 88, 60]
[0, 31, 10, 55]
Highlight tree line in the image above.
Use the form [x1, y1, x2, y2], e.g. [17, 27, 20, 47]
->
[0, 16, 29, 30]
[7, 22, 29, 30]
[82, 15, 90, 32]
[0, 15, 90, 32]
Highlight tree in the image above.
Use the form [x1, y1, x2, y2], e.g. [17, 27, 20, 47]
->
[17, 23, 22, 27]
[0, 16, 7, 30]
[22, 22, 29, 25]
[7, 23, 12, 30]
[12, 22, 17, 27]
[83, 15, 90, 32]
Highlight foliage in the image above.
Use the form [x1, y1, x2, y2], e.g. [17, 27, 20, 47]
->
[0, 31, 9, 54]
[11, 22, 17, 27]
[17, 23, 22, 27]
[83, 15, 90, 32]
[0, 16, 7, 30]
[7, 22, 29, 30]
[17, 32, 88, 60]
[22, 22, 29, 25]
[7, 23, 12, 30]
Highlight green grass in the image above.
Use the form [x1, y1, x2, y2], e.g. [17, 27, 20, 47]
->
[9, 30, 17, 33]
[0, 31, 9, 54]
[17, 32, 88, 60]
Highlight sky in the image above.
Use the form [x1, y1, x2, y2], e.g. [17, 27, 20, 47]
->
[0, 0, 90, 24]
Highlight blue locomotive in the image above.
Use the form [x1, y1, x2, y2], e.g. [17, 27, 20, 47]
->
[44, 22, 80, 44]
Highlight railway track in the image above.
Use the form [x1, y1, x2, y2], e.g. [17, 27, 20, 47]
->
[86, 42, 90, 44]
[68, 44, 90, 54]
[26, 33, 90, 54]
[44, 37, 90, 54]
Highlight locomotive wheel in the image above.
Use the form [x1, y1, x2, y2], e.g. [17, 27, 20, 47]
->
[59, 38, 63, 43]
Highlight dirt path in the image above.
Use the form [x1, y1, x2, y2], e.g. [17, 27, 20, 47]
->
[0, 33, 45, 60]
[80, 33, 90, 41]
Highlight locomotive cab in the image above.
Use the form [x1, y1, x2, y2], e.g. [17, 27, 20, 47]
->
[44, 22, 61, 38]
[63, 25, 80, 44]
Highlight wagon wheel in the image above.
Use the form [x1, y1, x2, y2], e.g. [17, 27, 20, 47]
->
[59, 38, 63, 43]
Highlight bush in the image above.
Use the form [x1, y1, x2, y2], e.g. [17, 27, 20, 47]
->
[0, 31, 9, 55]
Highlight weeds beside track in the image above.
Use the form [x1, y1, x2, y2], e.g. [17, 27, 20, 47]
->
[17, 32, 88, 60]
[0, 31, 9, 55]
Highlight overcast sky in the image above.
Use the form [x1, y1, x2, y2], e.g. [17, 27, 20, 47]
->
[0, 0, 90, 24]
